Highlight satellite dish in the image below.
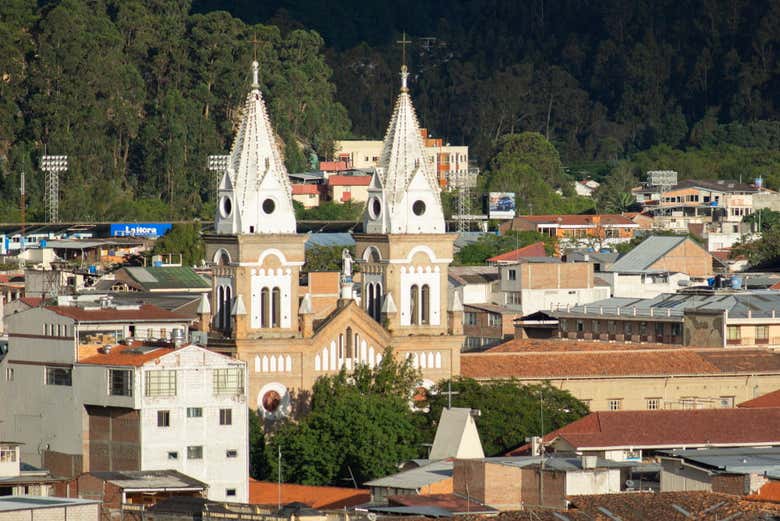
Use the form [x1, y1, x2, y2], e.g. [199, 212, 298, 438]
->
[367, 513, 377, 521]
[625, 480, 635, 489]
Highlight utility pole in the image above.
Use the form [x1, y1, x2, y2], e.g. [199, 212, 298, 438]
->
[41, 155, 68, 223]
[19, 171, 25, 251]
[277, 445, 282, 511]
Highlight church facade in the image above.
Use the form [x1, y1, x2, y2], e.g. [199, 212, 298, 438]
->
[203, 61, 463, 420]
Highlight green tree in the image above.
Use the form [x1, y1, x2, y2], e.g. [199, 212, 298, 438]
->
[732, 225, 780, 269]
[152, 223, 205, 266]
[304, 245, 352, 272]
[249, 409, 271, 480]
[296, 201, 363, 221]
[265, 348, 421, 486]
[423, 378, 589, 456]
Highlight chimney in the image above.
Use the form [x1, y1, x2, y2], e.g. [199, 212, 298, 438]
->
[299, 293, 314, 338]
[448, 292, 464, 336]
[197, 293, 211, 333]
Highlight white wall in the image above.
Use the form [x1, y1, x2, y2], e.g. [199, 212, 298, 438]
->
[603, 272, 691, 299]
[565, 469, 621, 495]
[517, 287, 611, 316]
[139, 346, 248, 503]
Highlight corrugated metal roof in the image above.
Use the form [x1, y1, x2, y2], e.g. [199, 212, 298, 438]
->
[304, 233, 356, 250]
[609, 236, 688, 272]
[363, 459, 453, 489]
[124, 267, 210, 290]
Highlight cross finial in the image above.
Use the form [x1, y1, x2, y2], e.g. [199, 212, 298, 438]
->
[251, 32, 259, 61]
[250, 33, 260, 88]
[397, 31, 412, 92]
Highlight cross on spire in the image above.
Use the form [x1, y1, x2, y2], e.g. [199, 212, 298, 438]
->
[251, 32, 260, 61]
[250, 33, 260, 88]
[397, 31, 412, 92]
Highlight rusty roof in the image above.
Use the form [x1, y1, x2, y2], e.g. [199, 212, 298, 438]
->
[248, 479, 369, 509]
[47, 304, 190, 323]
[486, 242, 547, 263]
[486, 338, 678, 353]
[739, 388, 780, 409]
[78, 342, 175, 367]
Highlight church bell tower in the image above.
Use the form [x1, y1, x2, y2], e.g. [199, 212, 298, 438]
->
[204, 60, 306, 341]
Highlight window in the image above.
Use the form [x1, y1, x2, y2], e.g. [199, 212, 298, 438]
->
[213, 368, 244, 394]
[219, 408, 232, 425]
[226, 489, 236, 497]
[560, 319, 568, 333]
[226, 449, 238, 458]
[167, 451, 178, 460]
[44, 324, 49, 336]
[421, 285, 430, 325]
[145, 370, 177, 397]
[671, 323, 682, 337]
[5, 368, 13, 382]
[623, 322, 633, 335]
[508, 269, 517, 281]
[464, 312, 477, 326]
[608, 321, 616, 334]
[271, 287, 281, 328]
[0, 448, 16, 463]
[681, 397, 697, 409]
[719, 396, 735, 408]
[646, 398, 661, 410]
[608, 399, 622, 411]
[187, 407, 203, 418]
[655, 322, 664, 338]
[187, 446, 203, 459]
[505, 292, 521, 305]
[109, 369, 133, 396]
[576, 320, 584, 332]
[639, 321, 648, 336]
[488, 313, 501, 327]
[727, 326, 741, 344]
[157, 410, 170, 427]
[260, 288, 270, 328]
[592, 320, 600, 334]
[756, 326, 769, 343]
[410, 285, 419, 325]
[46, 367, 72, 386]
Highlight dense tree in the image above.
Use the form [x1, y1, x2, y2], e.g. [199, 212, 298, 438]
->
[733, 224, 780, 268]
[152, 223, 205, 266]
[455, 231, 556, 265]
[422, 378, 589, 456]
[304, 245, 352, 272]
[264, 348, 421, 486]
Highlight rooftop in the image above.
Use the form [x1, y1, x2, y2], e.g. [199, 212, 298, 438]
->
[87, 470, 207, 490]
[0, 496, 100, 512]
[514, 214, 638, 227]
[364, 459, 453, 489]
[121, 266, 210, 291]
[463, 348, 780, 380]
[486, 338, 675, 353]
[608, 235, 697, 272]
[508, 408, 780, 454]
[448, 266, 499, 286]
[327, 174, 372, 186]
[387, 494, 497, 515]
[673, 178, 760, 193]
[78, 341, 176, 367]
[658, 447, 780, 478]
[248, 479, 369, 509]
[486, 242, 547, 263]
[47, 303, 190, 323]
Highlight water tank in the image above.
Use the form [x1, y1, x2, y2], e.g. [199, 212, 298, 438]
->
[171, 328, 185, 347]
[731, 276, 743, 290]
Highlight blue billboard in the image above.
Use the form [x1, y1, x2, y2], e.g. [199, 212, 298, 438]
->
[110, 223, 172, 238]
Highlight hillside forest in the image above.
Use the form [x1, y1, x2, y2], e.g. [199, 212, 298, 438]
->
[1, 0, 779, 221]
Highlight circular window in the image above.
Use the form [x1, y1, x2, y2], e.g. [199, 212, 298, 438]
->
[369, 197, 382, 220]
[262, 198, 276, 214]
[219, 196, 233, 218]
[412, 200, 426, 216]
[262, 390, 281, 413]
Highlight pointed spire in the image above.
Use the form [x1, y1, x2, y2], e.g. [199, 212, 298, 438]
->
[231, 294, 247, 316]
[215, 60, 296, 235]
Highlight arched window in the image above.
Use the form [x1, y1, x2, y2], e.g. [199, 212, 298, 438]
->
[271, 287, 281, 328]
[421, 284, 430, 325]
[374, 284, 383, 321]
[224, 287, 232, 333]
[345, 327, 353, 358]
[217, 286, 225, 329]
[338, 334, 344, 359]
[410, 285, 419, 325]
[367, 283, 375, 318]
[260, 288, 270, 328]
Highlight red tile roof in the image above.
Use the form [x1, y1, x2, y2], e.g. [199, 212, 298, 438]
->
[771, 281, 780, 290]
[248, 479, 369, 509]
[486, 242, 547, 263]
[738, 388, 780, 408]
[47, 304, 190, 323]
[516, 214, 637, 227]
[747, 480, 780, 503]
[486, 338, 676, 353]
[319, 161, 348, 172]
[508, 408, 780, 454]
[19, 297, 43, 307]
[291, 184, 319, 195]
[461, 350, 722, 379]
[327, 175, 371, 186]
[78, 342, 175, 367]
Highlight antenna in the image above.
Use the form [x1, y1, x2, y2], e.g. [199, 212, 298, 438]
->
[41, 155, 68, 223]
[20, 171, 26, 251]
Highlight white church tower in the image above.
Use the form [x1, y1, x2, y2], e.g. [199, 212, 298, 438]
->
[364, 65, 446, 234]
[215, 60, 296, 235]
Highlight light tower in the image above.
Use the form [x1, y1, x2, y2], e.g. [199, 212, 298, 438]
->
[207, 154, 230, 194]
[41, 155, 68, 223]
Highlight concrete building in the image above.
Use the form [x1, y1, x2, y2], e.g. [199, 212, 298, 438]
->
[574, 179, 600, 197]
[70, 471, 207, 508]
[204, 61, 462, 421]
[325, 174, 371, 204]
[0, 443, 67, 497]
[499, 214, 638, 249]
[290, 184, 320, 209]
[0, 303, 248, 502]
[334, 128, 470, 190]
[463, 340, 780, 412]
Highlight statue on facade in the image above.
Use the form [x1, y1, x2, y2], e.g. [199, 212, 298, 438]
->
[342, 248, 353, 280]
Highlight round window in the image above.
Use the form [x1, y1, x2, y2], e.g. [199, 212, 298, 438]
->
[412, 200, 426, 216]
[262, 198, 276, 214]
[219, 196, 233, 218]
[369, 197, 382, 220]
[262, 390, 281, 413]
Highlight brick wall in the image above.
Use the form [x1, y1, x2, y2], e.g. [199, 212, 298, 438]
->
[42, 451, 83, 479]
[85, 406, 140, 472]
[520, 468, 567, 510]
[521, 263, 593, 290]
[712, 474, 748, 496]
[0, 503, 99, 521]
[453, 460, 523, 510]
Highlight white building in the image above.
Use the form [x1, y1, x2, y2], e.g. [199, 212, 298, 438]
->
[0, 303, 248, 502]
[598, 270, 691, 299]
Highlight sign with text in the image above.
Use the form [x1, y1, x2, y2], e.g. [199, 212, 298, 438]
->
[110, 223, 172, 238]
[488, 192, 516, 219]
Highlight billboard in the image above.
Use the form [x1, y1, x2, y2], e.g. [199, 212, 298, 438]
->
[110, 223, 172, 238]
[488, 192, 516, 219]
[648, 170, 678, 187]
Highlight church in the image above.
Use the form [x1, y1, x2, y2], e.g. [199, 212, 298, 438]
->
[203, 59, 463, 420]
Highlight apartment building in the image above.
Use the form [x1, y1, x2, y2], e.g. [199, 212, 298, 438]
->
[499, 214, 638, 248]
[0, 303, 248, 502]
